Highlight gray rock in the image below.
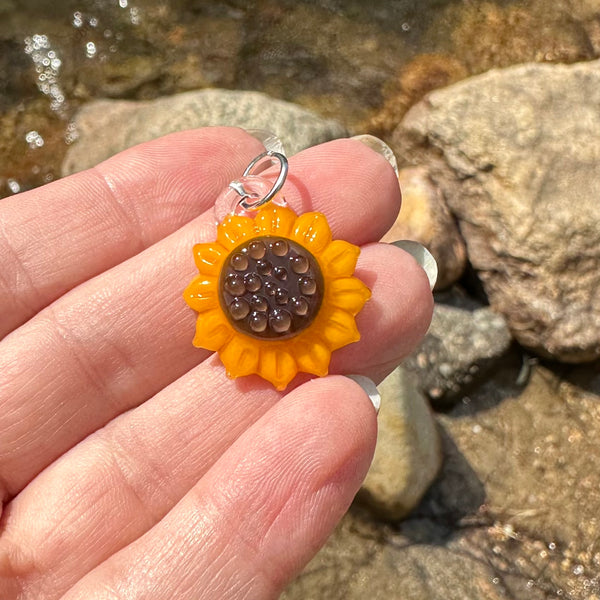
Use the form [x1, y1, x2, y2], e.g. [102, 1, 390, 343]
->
[62, 89, 347, 175]
[404, 291, 512, 407]
[394, 60, 600, 363]
[357, 367, 441, 520]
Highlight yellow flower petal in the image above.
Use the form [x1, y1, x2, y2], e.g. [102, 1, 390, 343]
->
[320, 308, 361, 351]
[192, 309, 233, 351]
[217, 214, 256, 249]
[259, 347, 298, 391]
[220, 336, 259, 378]
[293, 338, 330, 377]
[320, 240, 360, 277]
[183, 275, 219, 313]
[326, 277, 371, 314]
[192, 243, 227, 277]
[255, 204, 297, 237]
[291, 212, 332, 254]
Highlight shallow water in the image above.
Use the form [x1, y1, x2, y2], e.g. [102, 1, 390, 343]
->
[0, 0, 597, 195]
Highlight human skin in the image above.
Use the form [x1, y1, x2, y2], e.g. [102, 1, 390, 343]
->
[0, 128, 433, 599]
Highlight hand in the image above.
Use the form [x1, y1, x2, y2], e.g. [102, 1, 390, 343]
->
[0, 128, 432, 599]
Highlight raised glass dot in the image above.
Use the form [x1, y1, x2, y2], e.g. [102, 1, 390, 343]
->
[265, 281, 278, 296]
[275, 288, 289, 305]
[256, 259, 272, 275]
[244, 273, 262, 292]
[229, 299, 250, 320]
[249, 311, 268, 333]
[224, 273, 245, 296]
[250, 294, 268, 312]
[299, 276, 317, 295]
[273, 266, 287, 280]
[248, 240, 266, 259]
[269, 309, 292, 333]
[291, 255, 309, 274]
[272, 239, 289, 256]
[230, 252, 248, 271]
[290, 296, 309, 316]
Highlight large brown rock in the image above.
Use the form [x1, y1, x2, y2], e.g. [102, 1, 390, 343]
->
[395, 60, 600, 362]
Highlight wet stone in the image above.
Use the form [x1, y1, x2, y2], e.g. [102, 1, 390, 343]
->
[219, 236, 324, 339]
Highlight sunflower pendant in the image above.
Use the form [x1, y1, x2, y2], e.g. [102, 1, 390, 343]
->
[183, 152, 371, 390]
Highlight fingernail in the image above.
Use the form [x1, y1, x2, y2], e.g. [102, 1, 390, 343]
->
[350, 134, 398, 177]
[391, 240, 438, 290]
[244, 129, 287, 156]
[346, 375, 381, 415]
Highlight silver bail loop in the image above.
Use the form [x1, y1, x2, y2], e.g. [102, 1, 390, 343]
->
[230, 150, 288, 211]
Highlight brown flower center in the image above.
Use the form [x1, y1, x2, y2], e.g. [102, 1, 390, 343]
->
[219, 236, 324, 339]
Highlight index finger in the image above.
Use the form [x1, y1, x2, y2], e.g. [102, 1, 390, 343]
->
[0, 127, 265, 339]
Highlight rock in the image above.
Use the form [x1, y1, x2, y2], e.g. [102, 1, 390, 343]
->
[432, 364, 600, 600]
[357, 367, 441, 520]
[236, 3, 408, 128]
[61, 89, 347, 175]
[366, 53, 468, 138]
[403, 291, 513, 408]
[283, 507, 512, 600]
[395, 60, 600, 362]
[446, 2, 595, 73]
[381, 166, 466, 289]
[285, 363, 600, 600]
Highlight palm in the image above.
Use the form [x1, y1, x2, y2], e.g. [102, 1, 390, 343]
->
[0, 128, 432, 599]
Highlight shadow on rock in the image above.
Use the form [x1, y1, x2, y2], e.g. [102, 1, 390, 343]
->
[407, 425, 486, 531]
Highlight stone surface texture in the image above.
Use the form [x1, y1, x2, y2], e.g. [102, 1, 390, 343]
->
[403, 290, 513, 407]
[381, 166, 466, 290]
[395, 60, 600, 363]
[284, 364, 600, 600]
[62, 89, 347, 175]
[358, 367, 441, 520]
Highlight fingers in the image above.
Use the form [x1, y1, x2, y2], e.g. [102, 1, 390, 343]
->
[0, 138, 401, 498]
[58, 376, 377, 600]
[0, 127, 265, 339]
[0, 243, 432, 599]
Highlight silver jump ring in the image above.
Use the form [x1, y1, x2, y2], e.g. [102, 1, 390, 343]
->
[237, 151, 288, 210]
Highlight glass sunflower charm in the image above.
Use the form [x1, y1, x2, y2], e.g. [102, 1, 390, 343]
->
[183, 151, 371, 390]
